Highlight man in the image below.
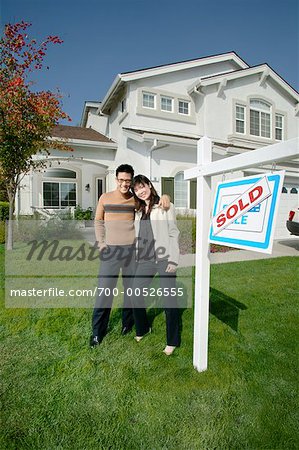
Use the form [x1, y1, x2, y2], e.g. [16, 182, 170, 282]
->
[90, 164, 169, 347]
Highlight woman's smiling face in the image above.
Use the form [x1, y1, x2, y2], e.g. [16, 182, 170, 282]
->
[134, 182, 152, 201]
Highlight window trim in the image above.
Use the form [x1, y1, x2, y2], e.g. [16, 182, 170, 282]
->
[230, 97, 287, 144]
[174, 171, 188, 208]
[235, 103, 246, 134]
[42, 181, 77, 209]
[275, 113, 284, 141]
[178, 100, 190, 116]
[160, 95, 173, 113]
[41, 166, 79, 209]
[142, 91, 156, 109]
[249, 98, 272, 139]
[137, 88, 196, 124]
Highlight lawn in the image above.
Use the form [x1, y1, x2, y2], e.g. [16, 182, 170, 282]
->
[0, 243, 298, 449]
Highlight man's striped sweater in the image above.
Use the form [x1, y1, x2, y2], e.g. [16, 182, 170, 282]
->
[94, 189, 136, 246]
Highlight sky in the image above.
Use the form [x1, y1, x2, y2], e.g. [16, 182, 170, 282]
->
[1, 0, 298, 125]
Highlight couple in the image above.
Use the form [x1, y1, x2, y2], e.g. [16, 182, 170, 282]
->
[91, 164, 181, 355]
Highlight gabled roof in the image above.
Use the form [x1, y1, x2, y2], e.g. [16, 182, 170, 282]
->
[100, 51, 249, 114]
[190, 64, 299, 100]
[120, 51, 248, 77]
[52, 125, 113, 143]
[80, 101, 102, 127]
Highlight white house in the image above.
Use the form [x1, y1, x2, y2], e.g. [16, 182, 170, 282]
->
[18, 51, 299, 238]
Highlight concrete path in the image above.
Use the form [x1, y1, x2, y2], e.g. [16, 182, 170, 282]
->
[179, 238, 299, 267]
[80, 228, 298, 267]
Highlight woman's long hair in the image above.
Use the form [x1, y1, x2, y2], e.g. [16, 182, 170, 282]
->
[132, 174, 160, 216]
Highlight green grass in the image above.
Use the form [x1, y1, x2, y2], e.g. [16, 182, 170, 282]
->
[0, 244, 298, 449]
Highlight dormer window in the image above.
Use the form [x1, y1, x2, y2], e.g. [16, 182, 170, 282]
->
[161, 96, 173, 112]
[142, 92, 155, 109]
[178, 101, 190, 115]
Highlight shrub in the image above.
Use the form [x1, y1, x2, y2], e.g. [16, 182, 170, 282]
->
[0, 202, 9, 221]
[74, 206, 93, 221]
[0, 221, 5, 244]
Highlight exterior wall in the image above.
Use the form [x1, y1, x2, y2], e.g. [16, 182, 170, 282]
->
[85, 110, 109, 137]
[203, 75, 298, 144]
[106, 60, 244, 141]
[17, 146, 116, 215]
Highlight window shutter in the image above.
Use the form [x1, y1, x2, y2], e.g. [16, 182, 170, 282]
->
[161, 177, 174, 202]
[190, 179, 197, 209]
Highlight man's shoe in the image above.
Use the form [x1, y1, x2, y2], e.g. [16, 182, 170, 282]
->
[121, 326, 133, 336]
[90, 335, 100, 348]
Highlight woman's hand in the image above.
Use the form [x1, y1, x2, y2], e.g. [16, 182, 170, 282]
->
[158, 194, 170, 210]
[165, 263, 177, 273]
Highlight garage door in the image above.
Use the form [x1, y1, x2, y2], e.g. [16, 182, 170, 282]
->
[275, 182, 299, 239]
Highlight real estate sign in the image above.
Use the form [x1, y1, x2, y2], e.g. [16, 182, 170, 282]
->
[209, 171, 285, 253]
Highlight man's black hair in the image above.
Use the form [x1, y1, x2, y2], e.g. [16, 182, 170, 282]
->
[116, 164, 134, 178]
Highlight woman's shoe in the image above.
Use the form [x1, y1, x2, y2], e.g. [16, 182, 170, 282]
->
[134, 328, 151, 342]
[163, 345, 176, 356]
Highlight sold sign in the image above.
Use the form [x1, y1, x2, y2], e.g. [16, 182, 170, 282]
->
[212, 176, 271, 235]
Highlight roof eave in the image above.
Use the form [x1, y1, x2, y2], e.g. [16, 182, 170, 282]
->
[49, 136, 117, 149]
[99, 52, 249, 115]
[99, 75, 123, 115]
[192, 64, 299, 101]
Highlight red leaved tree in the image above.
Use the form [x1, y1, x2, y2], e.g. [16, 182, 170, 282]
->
[0, 21, 72, 249]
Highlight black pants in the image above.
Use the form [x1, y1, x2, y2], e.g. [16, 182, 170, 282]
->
[92, 245, 136, 339]
[131, 260, 181, 347]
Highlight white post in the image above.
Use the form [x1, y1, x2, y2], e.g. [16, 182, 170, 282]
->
[193, 136, 212, 372]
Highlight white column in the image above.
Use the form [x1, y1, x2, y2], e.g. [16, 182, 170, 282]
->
[193, 136, 212, 372]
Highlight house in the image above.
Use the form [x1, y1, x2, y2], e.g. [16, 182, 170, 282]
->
[17, 51, 299, 238]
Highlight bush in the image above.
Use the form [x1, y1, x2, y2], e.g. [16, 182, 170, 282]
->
[0, 221, 5, 244]
[0, 202, 9, 221]
[74, 206, 93, 221]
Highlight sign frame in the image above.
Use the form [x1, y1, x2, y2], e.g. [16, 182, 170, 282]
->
[209, 171, 285, 254]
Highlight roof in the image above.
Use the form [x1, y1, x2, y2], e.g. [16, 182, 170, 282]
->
[123, 127, 198, 141]
[120, 51, 249, 76]
[100, 51, 248, 114]
[52, 125, 113, 143]
[195, 64, 299, 99]
[100, 52, 299, 115]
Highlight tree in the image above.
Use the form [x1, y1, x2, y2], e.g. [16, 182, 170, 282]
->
[0, 21, 71, 249]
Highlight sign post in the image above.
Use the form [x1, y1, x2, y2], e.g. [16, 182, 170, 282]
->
[184, 136, 298, 372]
[192, 137, 212, 372]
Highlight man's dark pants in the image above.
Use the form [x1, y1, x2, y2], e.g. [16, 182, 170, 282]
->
[92, 245, 136, 340]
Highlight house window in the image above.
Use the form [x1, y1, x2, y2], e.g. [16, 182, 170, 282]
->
[43, 168, 76, 179]
[275, 114, 283, 140]
[161, 96, 173, 112]
[142, 92, 155, 109]
[235, 105, 245, 133]
[121, 98, 126, 113]
[43, 182, 77, 208]
[174, 172, 188, 208]
[250, 99, 271, 138]
[178, 101, 190, 115]
[42, 168, 77, 208]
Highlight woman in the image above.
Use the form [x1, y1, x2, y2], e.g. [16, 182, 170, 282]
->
[131, 174, 181, 356]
